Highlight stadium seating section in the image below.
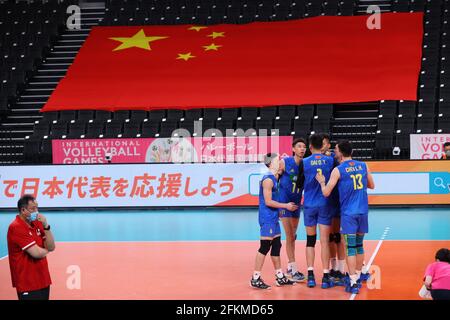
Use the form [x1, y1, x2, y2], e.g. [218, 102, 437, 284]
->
[1, 0, 449, 164]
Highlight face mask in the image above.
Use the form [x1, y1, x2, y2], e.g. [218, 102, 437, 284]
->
[27, 211, 39, 222]
[446, 150, 450, 158]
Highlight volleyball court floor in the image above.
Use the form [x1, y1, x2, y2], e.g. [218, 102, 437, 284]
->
[0, 208, 449, 300]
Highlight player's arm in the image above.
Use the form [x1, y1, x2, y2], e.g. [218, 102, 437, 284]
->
[295, 160, 305, 190]
[367, 166, 375, 189]
[26, 244, 49, 259]
[316, 167, 340, 197]
[262, 179, 298, 211]
[424, 275, 433, 290]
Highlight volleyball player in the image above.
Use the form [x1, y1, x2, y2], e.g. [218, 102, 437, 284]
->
[250, 153, 297, 289]
[296, 134, 335, 289]
[320, 133, 346, 286]
[278, 138, 307, 282]
[316, 140, 375, 294]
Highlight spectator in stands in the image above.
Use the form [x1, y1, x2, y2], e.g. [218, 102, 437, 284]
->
[441, 142, 450, 159]
[423, 248, 450, 300]
[7, 195, 55, 300]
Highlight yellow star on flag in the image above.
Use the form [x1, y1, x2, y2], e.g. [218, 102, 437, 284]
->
[207, 32, 225, 39]
[188, 26, 208, 32]
[109, 29, 168, 51]
[203, 43, 222, 51]
[177, 52, 195, 61]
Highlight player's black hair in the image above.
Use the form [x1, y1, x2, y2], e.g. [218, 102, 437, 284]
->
[337, 140, 353, 157]
[17, 194, 36, 212]
[444, 142, 450, 148]
[309, 134, 323, 150]
[263, 153, 278, 168]
[435, 248, 450, 263]
[292, 137, 306, 148]
[320, 133, 331, 142]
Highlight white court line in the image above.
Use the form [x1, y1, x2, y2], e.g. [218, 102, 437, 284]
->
[350, 226, 390, 301]
[0, 255, 8, 261]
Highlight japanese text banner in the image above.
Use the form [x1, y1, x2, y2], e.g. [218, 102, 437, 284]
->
[0, 163, 266, 208]
[0, 161, 448, 208]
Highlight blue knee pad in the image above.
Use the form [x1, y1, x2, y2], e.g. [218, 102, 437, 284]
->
[356, 234, 365, 255]
[345, 234, 357, 257]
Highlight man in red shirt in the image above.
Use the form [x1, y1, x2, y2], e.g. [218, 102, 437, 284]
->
[7, 194, 55, 300]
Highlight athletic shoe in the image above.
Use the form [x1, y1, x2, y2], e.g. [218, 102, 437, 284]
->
[250, 277, 271, 290]
[359, 272, 370, 282]
[286, 269, 292, 277]
[349, 283, 359, 294]
[307, 274, 316, 288]
[291, 271, 305, 282]
[329, 269, 337, 279]
[276, 275, 296, 286]
[321, 275, 335, 289]
[333, 271, 345, 286]
[356, 279, 362, 289]
[344, 273, 350, 287]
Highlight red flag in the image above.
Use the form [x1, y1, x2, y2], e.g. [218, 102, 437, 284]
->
[42, 13, 423, 112]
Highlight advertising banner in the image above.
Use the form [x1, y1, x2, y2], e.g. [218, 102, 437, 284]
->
[0, 161, 448, 208]
[52, 136, 293, 164]
[410, 134, 450, 159]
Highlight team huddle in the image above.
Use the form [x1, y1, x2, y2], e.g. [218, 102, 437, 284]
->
[251, 133, 375, 295]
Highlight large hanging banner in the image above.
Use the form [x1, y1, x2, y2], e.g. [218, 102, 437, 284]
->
[42, 13, 423, 111]
[0, 161, 448, 208]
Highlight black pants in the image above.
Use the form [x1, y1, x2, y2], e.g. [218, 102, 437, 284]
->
[431, 289, 450, 300]
[17, 286, 50, 300]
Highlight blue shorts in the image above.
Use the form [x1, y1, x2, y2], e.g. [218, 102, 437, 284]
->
[278, 190, 301, 219]
[303, 206, 332, 227]
[340, 213, 369, 234]
[260, 222, 281, 238]
[328, 204, 341, 218]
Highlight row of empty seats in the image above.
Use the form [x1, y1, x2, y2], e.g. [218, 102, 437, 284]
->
[28, 105, 334, 139]
[0, 0, 75, 115]
[101, 0, 358, 26]
[7, 0, 450, 164]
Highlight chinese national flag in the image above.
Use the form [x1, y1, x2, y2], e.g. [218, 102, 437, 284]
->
[42, 13, 423, 112]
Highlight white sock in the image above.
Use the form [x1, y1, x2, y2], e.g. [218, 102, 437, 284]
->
[275, 269, 284, 279]
[350, 274, 359, 286]
[362, 264, 368, 274]
[253, 271, 261, 280]
[307, 267, 314, 271]
[330, 258, 337, 270]
[323, 269, 329, 274]
[288, 262, 298, 274]
[338, 260, 346, 273]
[356, 270, 362, 279]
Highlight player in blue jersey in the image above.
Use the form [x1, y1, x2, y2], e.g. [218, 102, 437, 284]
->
[296, 134, 336, 289]
[320, 133, 346, 286]
[321, 133, 335, 158]
[316, 140, 375, 294]
[278, 138, 307, 282]
[250, 153, 298, 289]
